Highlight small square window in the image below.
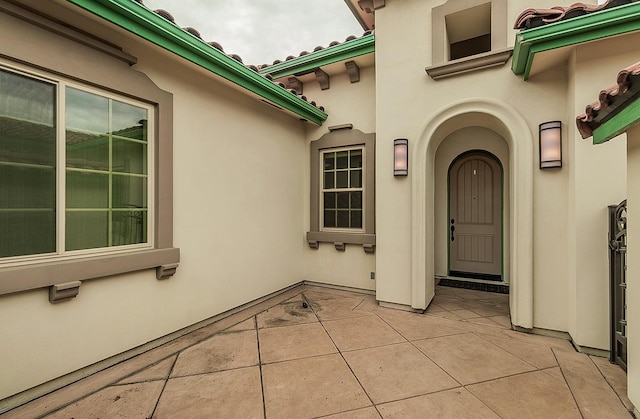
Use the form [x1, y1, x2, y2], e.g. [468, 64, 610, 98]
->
[445, 3, 491, 61]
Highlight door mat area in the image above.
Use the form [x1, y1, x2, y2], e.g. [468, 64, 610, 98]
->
[438, 278, 509, 294]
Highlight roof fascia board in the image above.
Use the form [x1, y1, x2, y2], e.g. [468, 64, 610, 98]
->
[593, 95, 640, 144]
[512, 3, 640, 80]
[259, 33, 375, 79]
[66, 0, 327, 125]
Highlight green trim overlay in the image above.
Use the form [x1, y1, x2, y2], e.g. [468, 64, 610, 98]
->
[593, 95, 640, 144]
[259, 34, 375, 79]
[512, 3, 640, 80]
[66, 0, 327, 125]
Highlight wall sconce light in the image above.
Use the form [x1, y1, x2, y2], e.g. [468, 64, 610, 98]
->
[539, 121, 562, 169]
[394, 138, 408, 176]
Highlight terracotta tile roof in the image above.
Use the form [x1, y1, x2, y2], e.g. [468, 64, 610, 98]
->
[132, 0, 325, 113]
[576, 61, 640, 139]
[514, 0, 637, 29]
[257, 30, 373, 70]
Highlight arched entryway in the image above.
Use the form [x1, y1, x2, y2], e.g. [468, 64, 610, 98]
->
[410, 99, 534, 329]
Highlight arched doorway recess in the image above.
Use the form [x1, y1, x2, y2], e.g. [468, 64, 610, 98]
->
[410, 99, 534, 329]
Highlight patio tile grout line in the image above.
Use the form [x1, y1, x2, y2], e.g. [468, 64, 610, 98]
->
[307, 292, 379, 417]
[148, 353, 178, 418]
[373, 311, 465, 390]
[549, 347, 585, 419]
[254, 316, 268, 419]
[588, 355, 634, 414]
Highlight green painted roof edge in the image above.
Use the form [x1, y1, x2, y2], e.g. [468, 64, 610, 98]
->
[593, 95, 640, 144]
[258, 33, 375, 79]
[512, 3, 640, 80]
[66, 0, 328, 125]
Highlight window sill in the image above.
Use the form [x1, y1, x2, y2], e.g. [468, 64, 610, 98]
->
[425, 48, 513, 80]
[307, 231, 375, 253]
[0, 247, 180, 297]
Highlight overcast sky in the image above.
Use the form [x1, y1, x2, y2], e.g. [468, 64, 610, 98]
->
[142, 0, 364, 66]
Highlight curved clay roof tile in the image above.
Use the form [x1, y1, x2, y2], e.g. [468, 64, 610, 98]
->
[208, 41, 224, 52]
[183, 27, 201, 39]
[514, 0, 634, 29]
[313, 46, 324, 52]
[328, 41, 340, 47]
[576, 61, 640, 138]
[345, 35, 357, 41]
[154, 9, 175, 23]
[230, 54, 243, 63]
[299, 51, 310, 57]
[285, 55, 296, 61]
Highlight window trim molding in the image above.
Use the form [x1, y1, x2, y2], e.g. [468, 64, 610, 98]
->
[431, 0, 508, 66]
[0, 12, 179, 298]
[308, 127, 375, 251]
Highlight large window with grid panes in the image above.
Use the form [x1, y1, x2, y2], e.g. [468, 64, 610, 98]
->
[307, 127, 375, 251]
[321, 147, 364, 231]
[0, 65, 153, 261]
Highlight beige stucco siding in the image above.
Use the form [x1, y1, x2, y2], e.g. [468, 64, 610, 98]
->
[626, 124, 640, 413]
[372, 0, 626, 346]
[303, 67, 377, 291]
[0, 6, 306, 399]
[565, 39, 631, 349]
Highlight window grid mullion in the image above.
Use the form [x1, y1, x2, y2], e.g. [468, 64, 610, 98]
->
[108, 99, 113, 247]
[57, 82, 66, 255]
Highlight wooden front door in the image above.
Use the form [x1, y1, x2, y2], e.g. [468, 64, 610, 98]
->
[449, 153, 502, 280]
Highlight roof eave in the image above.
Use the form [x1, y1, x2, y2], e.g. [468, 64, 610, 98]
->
[66, 0, 328, 125]
[259, 33, 375, 80]
[511, 2, 640, 80]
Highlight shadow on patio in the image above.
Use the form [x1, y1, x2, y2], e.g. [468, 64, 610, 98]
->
[2, 285, 632, 418]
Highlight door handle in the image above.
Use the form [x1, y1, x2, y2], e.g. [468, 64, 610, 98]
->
[450, 225, 455, 241]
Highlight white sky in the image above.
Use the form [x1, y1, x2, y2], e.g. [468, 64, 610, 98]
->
[142, 0, 364, 66]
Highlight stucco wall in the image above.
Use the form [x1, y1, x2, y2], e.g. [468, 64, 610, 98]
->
[372, 0, 626, 346]
[566, 37, 632, 349]
[0, 5, 306, 400]
[303, 67, 377, 291]
[626, 124, 640, 414]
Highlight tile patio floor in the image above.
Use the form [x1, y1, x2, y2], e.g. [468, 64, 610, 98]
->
[2, 284, 633, 418]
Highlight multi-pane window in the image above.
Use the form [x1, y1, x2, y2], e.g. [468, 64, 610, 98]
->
[0, 67, 151, 260]
[321, 147, 363, 230]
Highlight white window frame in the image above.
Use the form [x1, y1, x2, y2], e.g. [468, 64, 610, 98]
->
[319, 145, 365, 233]
[0, 63, 155, 267]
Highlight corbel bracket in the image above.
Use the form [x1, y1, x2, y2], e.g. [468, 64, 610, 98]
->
[345, 61, 360, 83]
[315, 68, 330, 90]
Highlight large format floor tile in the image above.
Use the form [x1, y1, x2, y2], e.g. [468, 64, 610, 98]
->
[377, 388, 500, 418]
[6, 285, 633, 419]
[154, 367, 264, 418]
[45, 382, 164, 418]
[323, 315, 406, 351]
[414, 333, 536, 385]
[171, 329, 258, 377]
[256, 300, 319, 329]
[467, 370, 582, 419]
[554, 347, 632, 418]
[310, 296, 374, 321]
[262, 353, 371, 418]
[343, 342, 459, 404]
[258, 322, 337, 363]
